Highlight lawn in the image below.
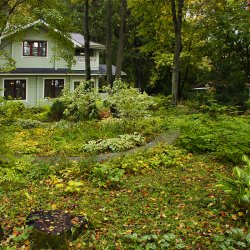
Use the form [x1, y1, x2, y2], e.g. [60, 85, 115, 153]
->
[0, 98, 250, 249]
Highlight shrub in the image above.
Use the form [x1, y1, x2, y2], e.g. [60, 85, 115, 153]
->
[82, 133, 146, 153]
[177, 115, 250, 163]
[151, 95, 172, 111]
[91, 164, 125, 188]
[59, 81, 101, 121]
[0, 100, 25, 119]
[48, 99, 65, 121]
[16, 119, 42, 129]
[217, 155, 250, 211]
[104, 79, 155, 130]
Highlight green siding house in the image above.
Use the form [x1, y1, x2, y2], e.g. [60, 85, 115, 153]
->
[0, 20, 116, 106]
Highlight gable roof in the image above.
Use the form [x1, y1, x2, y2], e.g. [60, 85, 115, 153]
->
[0, 20, 105, 49]
[70, 33, 105, 49]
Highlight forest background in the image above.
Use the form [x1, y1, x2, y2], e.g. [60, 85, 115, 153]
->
[0, 0, 249, 107]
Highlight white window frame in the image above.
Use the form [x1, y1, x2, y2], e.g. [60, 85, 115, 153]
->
[2, 78, 28, 102]
[21, 41, 49, 59]
[42, 78, 65, 99]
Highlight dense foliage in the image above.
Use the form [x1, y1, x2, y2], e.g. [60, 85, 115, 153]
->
[0, 96, 250, 249]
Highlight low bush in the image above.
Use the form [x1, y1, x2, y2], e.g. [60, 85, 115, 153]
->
[16, 119, 43, 129]
[0, 100, 25, 119]
[104, 80, 155, 131]
[96, 145, 187, 174]
[48, 99, 65, 121]
[212, 228, 250, 249]
[91, 164, 125, 188]
[177, 115, 250, 163]
[59, 81, 101, 121]
[82, 133, 146, 153]
[217, 155, 250, 211]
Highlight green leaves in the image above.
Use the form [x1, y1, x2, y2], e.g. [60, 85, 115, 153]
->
[82, 133, 146, 153]
[217, 155, 250, 211]
[91, 164, 125, 188]
[104, 80, 155, 130]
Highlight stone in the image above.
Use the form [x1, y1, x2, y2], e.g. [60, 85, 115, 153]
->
[27, 210, 88, 250]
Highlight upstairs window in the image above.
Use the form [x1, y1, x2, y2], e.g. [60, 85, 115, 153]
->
[23, 41, 47, 57]
[44, 79, 64, 98]
[4, 79, 26, 100]
[74, 48, 94, 57]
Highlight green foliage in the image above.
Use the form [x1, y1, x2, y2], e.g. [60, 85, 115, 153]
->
[151, 95, 172, 111]
[99, 145, 186, 174]
[0, 155, 45, 192]
[124, 233, 185, 249]
[177, 115, 250, 163]
[105, 80, 155, 129]
[91, 164, 125, 188]
[55, 179, 84, 193]
[217, 155, 250, 211]
[188, 88, 237, 118]
[15, 119, 43, 129]
[59, 81, 101, 121]
[48, 99, 65, 121]
[212, 228, 250, 250]
[82, 133, 146, 153]
[0, 100, 25, 119]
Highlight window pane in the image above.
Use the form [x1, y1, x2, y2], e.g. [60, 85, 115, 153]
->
[74, 81, 81, 89]
[23, 47, 30, 56]
[44, 79, 64, 98]
[4, 80, 26, 100]
[23, 41, 47, 57]
[23, 41, 31, 56]
[32, 47, 38, 56]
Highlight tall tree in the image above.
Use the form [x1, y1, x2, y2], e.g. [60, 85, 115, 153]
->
[106, 0, 112, 85]
[115, 0, 127, 78]
[84, 0, 91, 81]
[170, 0, 184, 106]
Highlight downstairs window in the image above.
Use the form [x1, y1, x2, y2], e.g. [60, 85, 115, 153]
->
[44, 79, 64, 98]
[4, 79, 26, 100]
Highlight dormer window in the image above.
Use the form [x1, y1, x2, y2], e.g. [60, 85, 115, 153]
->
[23, 41, 47, 57]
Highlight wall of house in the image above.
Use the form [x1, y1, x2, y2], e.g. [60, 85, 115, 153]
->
[12, 28, 62, 69]
[1, 26, 101, 71]
[0, 75, 99, 106]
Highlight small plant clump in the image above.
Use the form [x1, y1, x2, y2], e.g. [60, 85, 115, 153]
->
[217, 155, 250, 211]
[82, 132, 146, 153]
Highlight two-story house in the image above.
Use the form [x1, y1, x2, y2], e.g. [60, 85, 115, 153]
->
[0, 20, 120, 106]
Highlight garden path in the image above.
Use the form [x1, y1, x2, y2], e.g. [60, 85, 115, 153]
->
[95, 130, 180, 162]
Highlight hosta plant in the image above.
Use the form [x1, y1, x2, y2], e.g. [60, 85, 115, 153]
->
[82, 133, 146, 153]
[217, 155, 250, 211]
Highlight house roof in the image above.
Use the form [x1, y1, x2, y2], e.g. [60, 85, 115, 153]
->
[70, 33, 105, 49]
[0, 64, 126, 76]
[0, 20, 105, 49]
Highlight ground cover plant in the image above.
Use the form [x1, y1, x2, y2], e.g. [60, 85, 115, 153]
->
[0, 96, 249, 249]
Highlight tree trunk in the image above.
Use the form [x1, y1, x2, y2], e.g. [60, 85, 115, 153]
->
[106, 0, 112, 85]
[170, 0, 184, 106]
[84, 0, 91, 81]
[115, 0, 127, 79]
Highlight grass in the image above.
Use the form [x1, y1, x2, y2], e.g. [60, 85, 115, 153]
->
[0, 105, 249, 249]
